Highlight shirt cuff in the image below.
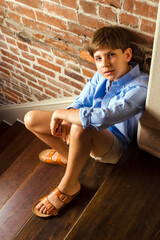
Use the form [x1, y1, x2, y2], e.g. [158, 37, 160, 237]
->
[79, 108, 91, 128]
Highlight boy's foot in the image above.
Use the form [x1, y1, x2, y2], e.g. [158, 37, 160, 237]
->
[39, 149, 67, 167]
[32, 184, 81, 218]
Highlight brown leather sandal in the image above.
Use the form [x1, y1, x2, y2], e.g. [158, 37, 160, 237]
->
[39, 149, 67, 167]
[32, 187, 81, 218]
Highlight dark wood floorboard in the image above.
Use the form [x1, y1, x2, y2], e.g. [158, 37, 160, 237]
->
[0, 121, 25, 154]
[0, 122, 10, 136]
[65, 142, 160, 240]
[0, 137, 48, 208]
[0, 127, 35, 175]
[13, 158, 114, 240]
[0, 161, 66, 240]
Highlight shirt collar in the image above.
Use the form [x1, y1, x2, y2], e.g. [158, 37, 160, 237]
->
[105, 63, 140, 87]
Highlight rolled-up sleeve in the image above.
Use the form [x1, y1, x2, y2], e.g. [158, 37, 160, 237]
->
[79, 84, 148, 130]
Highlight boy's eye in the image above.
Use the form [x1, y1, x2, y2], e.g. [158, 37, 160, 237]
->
[95, 57, 101, 61]
[108, 53, 115, 57]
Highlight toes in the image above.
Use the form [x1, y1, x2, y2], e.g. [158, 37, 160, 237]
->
[35, 202, 43, 210]
[35, 202, 49, 215]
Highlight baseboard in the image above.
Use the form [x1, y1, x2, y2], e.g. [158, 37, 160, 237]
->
[137, 121, 160, 158]
[0, 97, 75, 125]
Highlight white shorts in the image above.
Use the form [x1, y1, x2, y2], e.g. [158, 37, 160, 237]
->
[90, 134, 123, 164]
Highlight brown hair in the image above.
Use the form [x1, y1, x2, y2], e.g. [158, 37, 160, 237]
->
[88, 26, 131, 57]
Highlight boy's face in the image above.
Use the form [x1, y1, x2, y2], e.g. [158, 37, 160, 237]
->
[93, 46, 132, 82]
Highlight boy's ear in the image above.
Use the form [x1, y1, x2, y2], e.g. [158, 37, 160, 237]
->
[125, 48, 132, 62]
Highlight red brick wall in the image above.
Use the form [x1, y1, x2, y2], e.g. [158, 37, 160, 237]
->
[0, 0, 159, 104]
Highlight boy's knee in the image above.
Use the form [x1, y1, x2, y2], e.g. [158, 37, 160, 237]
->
[70, 124, 87, 139]
[24, 110, 36, 130]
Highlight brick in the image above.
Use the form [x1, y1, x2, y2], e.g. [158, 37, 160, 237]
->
[1, 27, 15, 38]
[45, 89, 57, 98]
[78, 13, 108, 29]
[124, 0, 158, 20]
[8, 2, 35, 19]
[40, 52, 54, 62]
[33, 65, 56, 78]
[32, 41, 51, 52]
[68, 22, 94, 38]
[80, 59, 97, 71]
[22, 17, 51, 34]
[29, 47, 41, 56]
[119, 13, 138, 28]
[1, 49, 19, 61]
[59, 76, 83, 91]
[23, 66, 46, 80]
[45, 37, 76, 55]
[7, 11, 21, 23]
[99, 5, 117, 22]
[127, 29, 154, 48]
[3, 88, 18, 103]
[55, 58, 66, 67]
[61, 0, 77, 9]
[15, 0, 42, 9]
[82, 68, 94, 78]
[12, 72, 26, 83]
[32, 33, 44, 41]
[17, 41, 28, 51]
[140, 19, 156, 35]
[80, 0, 97, 15]
[0, 61, 14, 71]
[16, 69, 38, 82]
[123, 0, 134, 12]
[63, 91, 72, 97]
[37, 58, 61, 72]
[9, 46, 20, 55]
[43, 2, 77, 22]
[52, 48, 78, 64]
[0, 7, 5, 17]
[28, 81, 43, 91]
[51, 28, 82, 46]
[48, 77, 72, 93]
[79, 50, 95, 64]
[2, 56, 21, 69]
[38, 80, 61, 94]
[21, 51, 35, 61]
[95, 0, 120, 8]
[0, 34, 5, 41]
[134, 1, 158, 19]
[65, 69, 85, 83]
[36, 11, 67, 30]
[0, 16, 3, 25]
[0, 0, 6, 7]
[0, 41, 8, 49]
[5, 20, 24, 32]
[68, 63, 81, 73]
[6, 37, 16, 45]
[19, 57, 31, 66]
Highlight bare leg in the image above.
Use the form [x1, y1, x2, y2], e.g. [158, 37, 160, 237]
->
[24, 110, 68, 163]
[36, 124, 114, 214]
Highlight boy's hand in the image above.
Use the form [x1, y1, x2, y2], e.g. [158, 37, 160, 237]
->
[61, 121, 71, 144]
[50, 112, 71, 144]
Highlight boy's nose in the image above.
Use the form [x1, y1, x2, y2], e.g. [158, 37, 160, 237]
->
[102, 57, 110, 67]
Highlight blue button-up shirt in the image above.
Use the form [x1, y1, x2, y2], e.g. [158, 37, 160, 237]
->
[67, 64, 149, 151]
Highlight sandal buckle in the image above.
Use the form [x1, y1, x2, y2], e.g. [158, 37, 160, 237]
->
[59, 194, 68, 202]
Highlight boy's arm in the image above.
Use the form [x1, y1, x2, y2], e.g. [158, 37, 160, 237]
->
[50, 109, 81, 136]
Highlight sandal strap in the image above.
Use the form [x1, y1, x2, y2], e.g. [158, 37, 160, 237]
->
[47, 149, 56, 160]
[54, 187, 73, 204]
[40, 196, 58, 216]
[48, 150, 65, 166]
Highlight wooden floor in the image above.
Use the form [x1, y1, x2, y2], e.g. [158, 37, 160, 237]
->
[0, 121, 160, 240]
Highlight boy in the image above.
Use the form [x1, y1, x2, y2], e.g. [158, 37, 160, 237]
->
[24, 26, 148, 218]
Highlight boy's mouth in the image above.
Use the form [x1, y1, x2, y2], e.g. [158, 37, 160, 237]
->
[103, 70, 114, 76]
